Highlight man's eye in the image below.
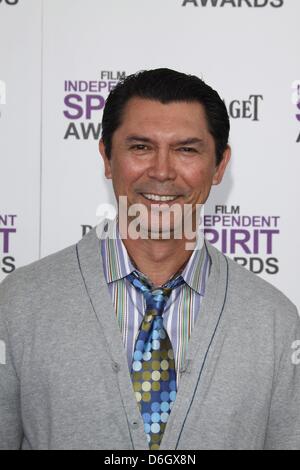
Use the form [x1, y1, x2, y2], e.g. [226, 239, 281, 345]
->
[179, 147, 196, 153]
[131, 144, 148, 151]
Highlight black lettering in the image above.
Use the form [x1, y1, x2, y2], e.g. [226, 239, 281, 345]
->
[266, 258, 279, 274]
[80, 122, 102, 140]
[64, 123, 80, 140]
[64, 123, 102, 140]
[0, 0, 19, 4]
[182, 0, 198, 6]
[0, 0, 19, 5]
[242, 99, 253, 118]
[1, 256, 15, 274]
[182, 0, 284, 6]
[199, 0, 219, 5]
[254, 0, 268, 6]
[249, 257, 264, 274]
[238, 0, 252, 6]
[231, 206, 240, 214]
[270, 0, 284, 7]
[249, 94, 263, 121]
[221, 0, 236, 6]
[229, 100, 241, 118]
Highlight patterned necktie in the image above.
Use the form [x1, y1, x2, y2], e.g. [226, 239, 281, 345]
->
[127, 270, 185, 450]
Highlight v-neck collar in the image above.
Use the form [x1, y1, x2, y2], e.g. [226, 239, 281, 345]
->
[101, 217, 210, 295]
[76, 224, 229, 450]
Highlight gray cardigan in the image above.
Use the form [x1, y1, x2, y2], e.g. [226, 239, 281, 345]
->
[0, 226, 300, 450]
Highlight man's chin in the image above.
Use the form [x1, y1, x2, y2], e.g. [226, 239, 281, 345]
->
[129, 220, 186, 241]
[119, 206, 200, 241]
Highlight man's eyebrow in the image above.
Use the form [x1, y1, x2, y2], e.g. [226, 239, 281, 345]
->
[174, 138, 204, 146]
[124, 136, 204, 145]
[125, 135, 154, 144]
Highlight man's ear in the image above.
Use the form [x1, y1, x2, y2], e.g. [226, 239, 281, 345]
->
[212, 145, 231, 185]
[99, 139, 112, 179]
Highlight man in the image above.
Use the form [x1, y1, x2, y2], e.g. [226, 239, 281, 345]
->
[0, 69, 299, 450]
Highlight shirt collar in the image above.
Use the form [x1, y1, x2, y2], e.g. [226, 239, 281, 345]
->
[100, 217, 210, 296]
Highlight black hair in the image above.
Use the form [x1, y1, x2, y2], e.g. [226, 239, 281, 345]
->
[101, 68, 230, 166]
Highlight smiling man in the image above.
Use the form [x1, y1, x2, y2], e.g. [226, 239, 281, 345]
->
[99, 95, 230, 286]
[0, 69, 300, 450]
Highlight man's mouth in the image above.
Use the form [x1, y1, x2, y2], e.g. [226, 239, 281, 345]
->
[141, 193, 180, 202]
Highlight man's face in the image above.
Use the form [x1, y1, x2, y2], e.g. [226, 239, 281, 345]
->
[99, 97, 230, 237]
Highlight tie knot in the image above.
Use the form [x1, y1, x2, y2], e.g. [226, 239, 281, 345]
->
[127, 271, 185, 316]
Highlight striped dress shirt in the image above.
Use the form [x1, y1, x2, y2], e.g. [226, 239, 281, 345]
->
[100, 218, 211, 386]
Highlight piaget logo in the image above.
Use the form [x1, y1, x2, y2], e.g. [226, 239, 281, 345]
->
[181, 0, 284, 7]
[227, 95, 263, 121]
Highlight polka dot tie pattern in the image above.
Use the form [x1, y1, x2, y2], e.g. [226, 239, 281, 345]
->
[127, 270, 185, 450]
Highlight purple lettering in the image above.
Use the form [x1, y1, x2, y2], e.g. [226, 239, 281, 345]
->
[204, 229, 219, 245]
[64, 95, 84, 120]
[230, 229, 251, 254]
[297, 100, 300, 121]
[0, 228, 16, 253]
[261, 229, 279, 254]
[85, 95, 105, 119]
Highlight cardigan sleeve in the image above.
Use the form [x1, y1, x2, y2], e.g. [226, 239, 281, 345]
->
[264, 305, 300, 450]
[0, 277, 23, 450]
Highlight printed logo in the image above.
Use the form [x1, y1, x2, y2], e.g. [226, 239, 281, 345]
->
[0, 214, 17, 274]
[94, 197, 205, 251]
[86, 200, 281, 275]
[63, 71, 126, 140]
[204, 205, 280, 275]
[181, 0, 284, 7]
[227, 95, 263, 121]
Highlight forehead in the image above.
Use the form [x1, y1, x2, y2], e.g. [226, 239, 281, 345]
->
[116, 97, 209, 139]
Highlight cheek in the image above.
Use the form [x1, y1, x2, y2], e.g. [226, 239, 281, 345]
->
[111, 158, 144, 188]
[181, 163, 215, 189]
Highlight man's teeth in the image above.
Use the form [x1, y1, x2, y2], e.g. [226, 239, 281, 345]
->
[142, 194, 178, 202]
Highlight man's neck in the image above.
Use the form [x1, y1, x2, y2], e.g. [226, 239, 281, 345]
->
[121, 235, 195, 288]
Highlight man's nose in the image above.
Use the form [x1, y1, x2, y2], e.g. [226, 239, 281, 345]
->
[146, 148, 177, 181]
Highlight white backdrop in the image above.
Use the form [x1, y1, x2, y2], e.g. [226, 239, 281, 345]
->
[0, 0, 299, 310]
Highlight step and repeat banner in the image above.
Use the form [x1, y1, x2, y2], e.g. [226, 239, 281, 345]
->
[0, 0, 299, 309]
